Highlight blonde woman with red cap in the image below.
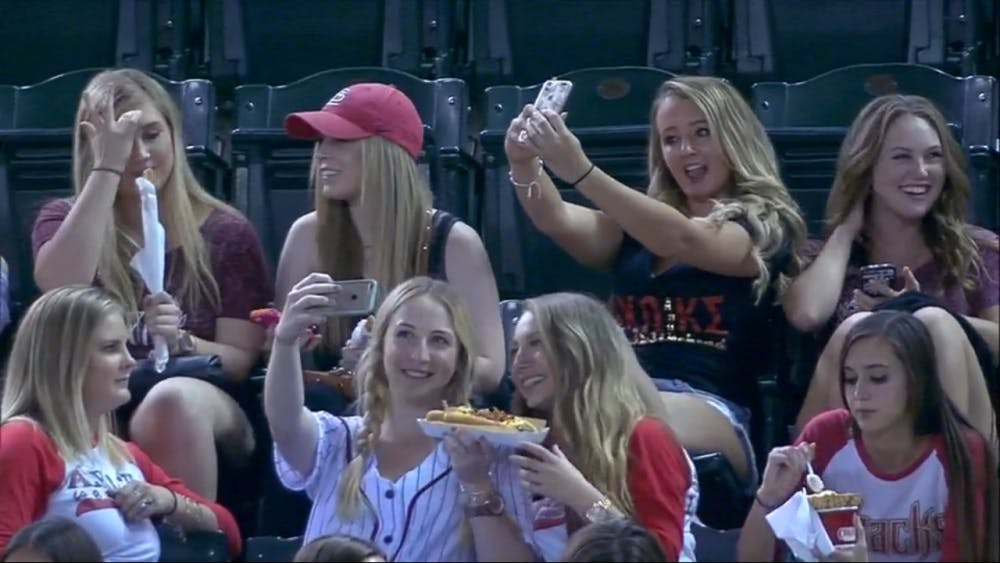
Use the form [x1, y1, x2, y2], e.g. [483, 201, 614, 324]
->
[274, 83, 505, 406]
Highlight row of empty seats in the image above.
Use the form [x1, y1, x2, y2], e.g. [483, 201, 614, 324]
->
[0, 63, 997, 308]
[1, 0, 996, 94]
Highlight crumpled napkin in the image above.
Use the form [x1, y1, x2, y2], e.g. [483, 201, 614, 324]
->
[765, 491, 835, 562]
[130, 174, 169, 373]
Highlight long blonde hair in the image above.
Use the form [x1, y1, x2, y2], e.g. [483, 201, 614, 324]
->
[314, 136, 434, 352]
[521, 292, 652, 517]
[1, 286, 132, 466]
[825, 94, 993, 289]
[647, 76, 807, 301]
[336, 276, 475, 518]
[72, 69, 232, 314]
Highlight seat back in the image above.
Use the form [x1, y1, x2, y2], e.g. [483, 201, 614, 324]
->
[479, 66, 674, 299]
[730, 0, 980, 86]
[244, 535, 303, 562]
[467, 0, 719, 88]
[0, 0, 193, 85]
[0, 68, 225, 304]
[202, 0, 459, 90]
[752, 63, 999, 233]
[230, 68, 473, 273]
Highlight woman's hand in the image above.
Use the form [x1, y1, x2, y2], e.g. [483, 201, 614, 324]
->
[850, 267, 920, 312]
[757, 443, 813, 508]
[510, 442, 604, 516]
[275, 273, 341, 347]
[443, 430, 496, 491]
[79, 93, 143, 173]
[815, 515, 868, 562]
[505, 105, 542, 165]
[521, 108, 592, 185]
[142, 292, 183, 352]
[110, 481, 175, 523]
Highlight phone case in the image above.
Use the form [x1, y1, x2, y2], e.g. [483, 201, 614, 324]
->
[533, 79, 573, 113]
[859, 264, 897, 288]
[334, 279, 379, 317]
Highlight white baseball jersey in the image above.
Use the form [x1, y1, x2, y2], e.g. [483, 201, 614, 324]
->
[275, 411, 535, 561]
[798, 409, 989, 562]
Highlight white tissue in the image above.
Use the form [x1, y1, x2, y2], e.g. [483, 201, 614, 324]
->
[130, 176, 169, 373]
[765, 491, 835, 562]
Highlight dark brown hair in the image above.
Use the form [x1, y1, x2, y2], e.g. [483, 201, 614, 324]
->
[562, 519, 667, 562]
[2, 517, 102, 562]
[839, 311, 999, 561]
[292, 534, 385, 562]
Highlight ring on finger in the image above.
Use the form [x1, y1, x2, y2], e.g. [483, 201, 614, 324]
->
[140, 497, 153, 508]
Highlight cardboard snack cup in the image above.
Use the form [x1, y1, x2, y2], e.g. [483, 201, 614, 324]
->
[807, 491, 863, 548]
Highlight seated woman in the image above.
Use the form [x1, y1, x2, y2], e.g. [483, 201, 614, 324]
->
[30, 68, 273, 499]
[0, 286, 242, 562]
[2, 517, 102, 563]
[264, 275, 532, 561]
[784, 95, 999, 452]
[507, 75, 807, 484]
[448, 292, 698, 561]
[738, 311, 999, 562]
[274, 83, 504, 411]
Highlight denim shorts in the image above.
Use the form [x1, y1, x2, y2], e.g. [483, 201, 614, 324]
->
[655, 378, 759, 488]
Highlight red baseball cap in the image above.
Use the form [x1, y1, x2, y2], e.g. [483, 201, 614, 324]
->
[284, 83, 424, 159]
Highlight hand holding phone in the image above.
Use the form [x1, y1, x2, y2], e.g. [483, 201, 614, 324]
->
[859, 264, 897, 296]
[518, 79, 573, 143]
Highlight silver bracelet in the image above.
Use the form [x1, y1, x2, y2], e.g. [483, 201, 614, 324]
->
[508, 159, 544, 199]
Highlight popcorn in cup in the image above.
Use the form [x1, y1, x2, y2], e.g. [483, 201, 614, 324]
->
[807, 491, 864, 548]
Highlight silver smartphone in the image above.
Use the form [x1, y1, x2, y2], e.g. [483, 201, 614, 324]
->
[332, 279, 379, 317]
[519, 79, 574, 143]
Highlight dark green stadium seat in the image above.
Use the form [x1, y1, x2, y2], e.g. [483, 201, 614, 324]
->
[0, 0, 191, 85]
[0, 67, 228, 305]
[230, 67, 475, 274]
[730, 0, 985, 89]
[751, 63, 998, 233]
[479, 66, 674, 300]
[467, 0, 722, 88]
[244, 536, 303, 562]
[201, 0, 460, 93]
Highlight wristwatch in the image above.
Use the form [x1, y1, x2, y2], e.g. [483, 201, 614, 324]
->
[584, 497, 619, 524]
[174, 329, 196, 355]
[462, 489, 506, 518]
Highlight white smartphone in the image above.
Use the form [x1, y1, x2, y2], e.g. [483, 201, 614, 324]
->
[534, 79, 573, 113]
[332, 279, 379, 317]
[519, 79, 574, 143]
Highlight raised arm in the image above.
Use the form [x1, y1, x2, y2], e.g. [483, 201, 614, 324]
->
[264, 273, 340, 475]
[782, 204, 863, 332]
[524, 108, 758, 277]
[34, 99, 142, 291]
[506, 106, 623, 271]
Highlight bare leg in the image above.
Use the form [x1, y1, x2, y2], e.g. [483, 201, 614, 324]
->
[914, 307, 998, 458]
[129, 377, 255, 499]
[794, 312, 872, 435]
[660, 392, 751, 482]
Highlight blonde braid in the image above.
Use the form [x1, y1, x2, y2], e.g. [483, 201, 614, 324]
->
[336, 354, 389, 519]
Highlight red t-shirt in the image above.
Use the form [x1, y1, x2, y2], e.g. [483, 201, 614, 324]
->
[0, 420, 242, 561]
[795, 409, 988, 562]
[530, 417, 698, 561]
[31, 199, 273, 357]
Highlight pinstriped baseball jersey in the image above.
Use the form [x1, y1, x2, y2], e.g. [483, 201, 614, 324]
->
[275, 411, 535, 561]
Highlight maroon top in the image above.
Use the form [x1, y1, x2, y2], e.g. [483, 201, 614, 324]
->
[32, 199, 273, 358]
[803, 226, 1000, 329]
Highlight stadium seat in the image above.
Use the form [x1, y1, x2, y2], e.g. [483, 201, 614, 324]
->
[244, 536, 303, 562]
[466, 0, 723, 88]
[751, 63, 999, 233]
[0, 67, 228, 305]
[201, 0, 460, 92]
[479, 66, 674, 300]
[0, 0, 191, 85]
[230, 67, 476, 274]
[730, 0, 985, 88]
